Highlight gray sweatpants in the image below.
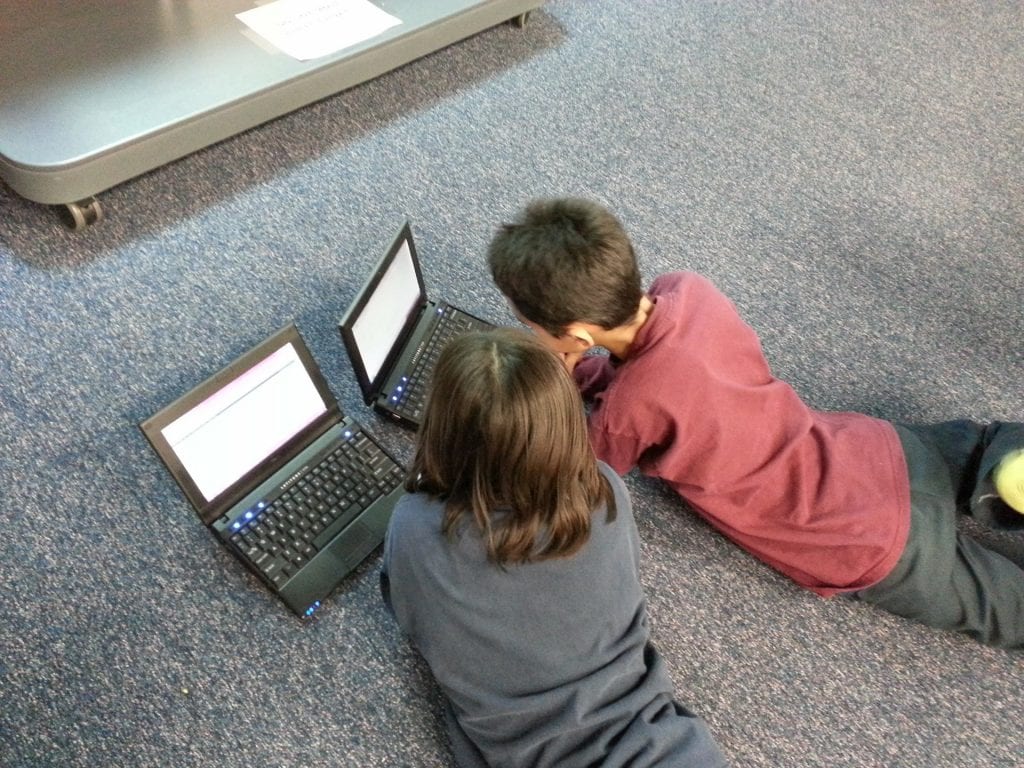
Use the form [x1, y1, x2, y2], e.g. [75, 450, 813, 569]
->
[855, 420, 1024, 649]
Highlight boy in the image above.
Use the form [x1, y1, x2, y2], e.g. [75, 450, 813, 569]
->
[487, 196, 1024, 649]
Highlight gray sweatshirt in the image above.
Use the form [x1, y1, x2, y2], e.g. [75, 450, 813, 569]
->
[381, 462, 726, 767]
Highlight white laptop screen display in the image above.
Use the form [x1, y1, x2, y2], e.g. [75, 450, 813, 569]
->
[350, 238, 421, 383]
[160, 342, 328, 501]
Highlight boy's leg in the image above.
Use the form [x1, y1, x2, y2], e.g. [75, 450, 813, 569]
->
[912, 419, 1024, 529]
[854, 423, 1024, 649]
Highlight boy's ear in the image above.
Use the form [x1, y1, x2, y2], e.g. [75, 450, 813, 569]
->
[563, 323, 596, 350]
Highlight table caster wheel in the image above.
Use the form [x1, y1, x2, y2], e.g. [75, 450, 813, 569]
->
[512, 11, 530, 28]
[62, 197, 104, 230]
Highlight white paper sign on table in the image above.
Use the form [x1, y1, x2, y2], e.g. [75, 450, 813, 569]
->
[237, 0, 402, 61]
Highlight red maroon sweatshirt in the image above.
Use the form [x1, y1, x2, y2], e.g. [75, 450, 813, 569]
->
[574, 271, 910, 596]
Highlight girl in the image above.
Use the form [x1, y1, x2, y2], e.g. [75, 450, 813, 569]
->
[381, 329, 725, 767]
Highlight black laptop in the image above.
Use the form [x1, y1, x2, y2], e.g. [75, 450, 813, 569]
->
[338, 221, 493, 429]
[140, 323, 405, 619]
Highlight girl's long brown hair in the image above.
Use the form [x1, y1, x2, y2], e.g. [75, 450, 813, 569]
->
[406, 328, 615, 564]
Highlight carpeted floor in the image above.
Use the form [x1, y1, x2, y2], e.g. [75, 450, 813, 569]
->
[1, 2, 1022, 766]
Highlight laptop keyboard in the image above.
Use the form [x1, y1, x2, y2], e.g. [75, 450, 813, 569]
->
[390, 306, 491, 421]
[227, 428, 404, 590]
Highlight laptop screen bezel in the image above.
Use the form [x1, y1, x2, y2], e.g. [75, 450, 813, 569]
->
[140, 323, 342, 526]
[338, 221, 428, 405]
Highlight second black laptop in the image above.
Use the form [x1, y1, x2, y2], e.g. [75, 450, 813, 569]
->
[339, 222, 493, 430]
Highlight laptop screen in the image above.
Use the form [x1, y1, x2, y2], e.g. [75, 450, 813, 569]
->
[160, 342, 328, 502]
[339, 222, 428, 403]
[349, 237, 421, 383]
[142, 324, 340, 523]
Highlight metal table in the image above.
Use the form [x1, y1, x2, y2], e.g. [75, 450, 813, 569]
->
[0, 0, 539, 228]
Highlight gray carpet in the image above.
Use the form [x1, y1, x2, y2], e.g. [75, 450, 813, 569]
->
[2, 2, 1022, 766]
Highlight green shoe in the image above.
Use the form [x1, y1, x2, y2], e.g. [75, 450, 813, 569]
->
[993, 449, 1024, 515]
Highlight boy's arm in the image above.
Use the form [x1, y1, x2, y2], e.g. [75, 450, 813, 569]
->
[570, 355, 649, 474]
[571, 354, 616, 400]
[589, 425, 647, 476]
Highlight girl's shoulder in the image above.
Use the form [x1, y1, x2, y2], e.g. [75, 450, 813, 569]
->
[388, 491, 445, 541]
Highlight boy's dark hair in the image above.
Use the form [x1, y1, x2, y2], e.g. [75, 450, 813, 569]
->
[487, 197, 643, 336]
[406, 328, 616, 565]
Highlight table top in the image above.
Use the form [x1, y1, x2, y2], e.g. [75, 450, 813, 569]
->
[0, 0, 489, 170]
